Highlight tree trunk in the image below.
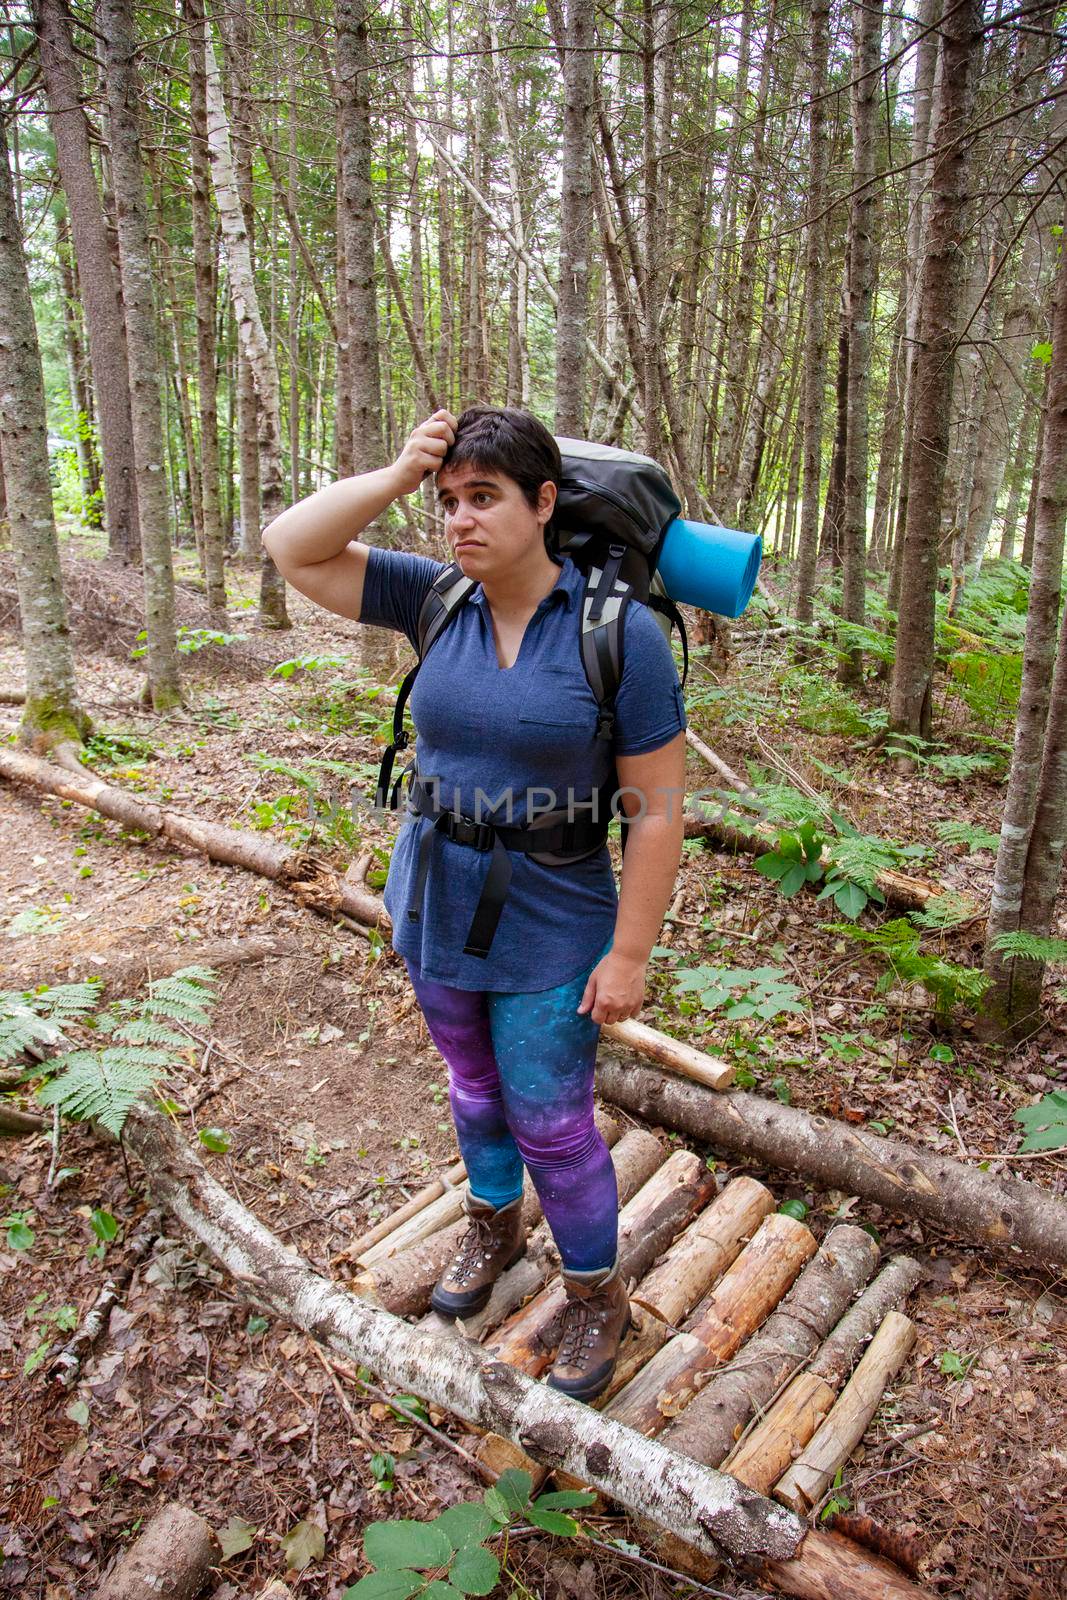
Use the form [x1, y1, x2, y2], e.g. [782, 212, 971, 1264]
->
[100, 0, 181, 710]
[554, 0, 594, 435]
[203, 33, 289, 627]
[837, 0, 884, 682]
[793, 0, 830, 625]
[185, 0, 227, 620]
[597, 1057, 1067, 1267]
[980, 225, 1067, 1034]
[336, 0, 385, 481]
[120, 1105, 935, 1600]
[888, 2, 983, 741]
[56, 209, 102, 523]
[34, 0, 140, 563]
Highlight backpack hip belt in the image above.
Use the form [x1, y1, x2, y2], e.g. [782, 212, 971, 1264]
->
[405, 774, 610, 959]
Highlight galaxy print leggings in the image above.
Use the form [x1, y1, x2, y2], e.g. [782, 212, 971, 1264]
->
[404, 958, 618, 1274]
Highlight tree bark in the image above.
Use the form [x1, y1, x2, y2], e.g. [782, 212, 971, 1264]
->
[55, 209, 102, 523]
[100, 0, 181, 710]
[597, 1057, 1067, 1266]
[981, 223, 1067, 1033]
[888, 2, 983, 741]
[337, 0, 385, 479]
[837, 0, 884, 681]
[0, 118, 87, 750]
[33, 0, 139, 563]
[184, 0, 226, 620]
[203, 32, 289, 627]
[793, 0, 830, 624]
[93, 1502, 219, 1600]
[554, 0, 594, 435]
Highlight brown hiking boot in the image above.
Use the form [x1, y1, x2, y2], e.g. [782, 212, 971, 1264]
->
[430, 1192, 526, 1319]
[545, 1263, 631, 1403]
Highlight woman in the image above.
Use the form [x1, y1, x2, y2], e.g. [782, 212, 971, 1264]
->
[264, 406, 686, 1401]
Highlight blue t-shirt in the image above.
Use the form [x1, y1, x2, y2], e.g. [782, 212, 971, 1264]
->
[361, 549, 685, 992]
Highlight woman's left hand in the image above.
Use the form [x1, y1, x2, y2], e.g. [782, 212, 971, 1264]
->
[577, 951, 647, 1025]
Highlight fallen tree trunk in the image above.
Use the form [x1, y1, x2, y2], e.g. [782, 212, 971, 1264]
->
[597, 1058, 1067, 1267]
[92, 1501, 219, 1600]
[0, 1105, 45, 1136]
[0, 748, 383, 927]
[121, 1105, 934, 1598]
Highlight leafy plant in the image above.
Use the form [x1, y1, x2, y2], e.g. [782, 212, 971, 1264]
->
[6, 905, 65, 938]
[831, 919, 989, 1018]
[673, 963, 806, 1023]
[35, 968, 217, 1138]
[1013, 1091, 1067, 1153]
[938, 1350, 975, 1380]
[992, 931, 1067, 966]
[272, 652, 350, 680]
[755, 821, 825, 897]
[343, 1467, 595, 1598]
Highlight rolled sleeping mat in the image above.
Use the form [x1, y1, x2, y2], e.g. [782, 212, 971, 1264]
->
[657, 519, 762, 619]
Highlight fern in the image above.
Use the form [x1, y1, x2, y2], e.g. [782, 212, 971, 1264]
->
[37, 1049, 161, 1138]
[0, 981, 103, 1065]
[33, 966, 217, 1137]
[910, 892, 978, 930]
[992, 932, 1067, 966]
[936, 820, 999, 854]
[832, 919, 989, 1016]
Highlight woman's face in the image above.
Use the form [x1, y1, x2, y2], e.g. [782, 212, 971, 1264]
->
[437, 463, 557, 581]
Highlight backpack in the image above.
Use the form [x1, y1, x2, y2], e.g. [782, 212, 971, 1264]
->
[373, 439, 688, 959]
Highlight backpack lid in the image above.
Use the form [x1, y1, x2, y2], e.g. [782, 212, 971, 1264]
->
[550, 437, 682, 563]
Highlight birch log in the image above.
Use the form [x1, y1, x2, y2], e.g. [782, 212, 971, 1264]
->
[601, 1018, 735, 1090]
[119, 1104, 808, 1570]
[598, 1057, 1067, 1265]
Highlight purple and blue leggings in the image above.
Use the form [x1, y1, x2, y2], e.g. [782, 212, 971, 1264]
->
[405, 959, 618, 1273]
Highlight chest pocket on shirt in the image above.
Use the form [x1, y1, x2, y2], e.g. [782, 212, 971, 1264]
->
[518, 666, 595, 727]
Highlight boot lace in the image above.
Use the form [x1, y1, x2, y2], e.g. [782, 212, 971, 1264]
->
[554, 1293, 606, 1365]
[450, 1214, 498, 1285]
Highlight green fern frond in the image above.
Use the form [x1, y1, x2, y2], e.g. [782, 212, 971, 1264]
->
[0, 981, 104, 1064]
[935, 820, 999, 853]
[993, 931, 1067, 966]
[112, 1019, 188, 1049]
[37, 1049, 158, 1137]
[910, 892, 977, 930]
[751, 783, 831, 828]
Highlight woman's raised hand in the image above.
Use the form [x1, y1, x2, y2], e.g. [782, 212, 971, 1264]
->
[391, 409, 458, 495]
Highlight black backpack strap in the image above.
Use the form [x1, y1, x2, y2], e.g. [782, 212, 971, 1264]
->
[648, 592, 689, 687]
[374, 563, 474, 808]
[579, 559, 631, 745]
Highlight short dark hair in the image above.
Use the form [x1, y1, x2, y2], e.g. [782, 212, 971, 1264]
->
[439, 406, 560, 511]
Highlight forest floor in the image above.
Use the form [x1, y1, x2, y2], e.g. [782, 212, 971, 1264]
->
[1, 543, 1065, 1600]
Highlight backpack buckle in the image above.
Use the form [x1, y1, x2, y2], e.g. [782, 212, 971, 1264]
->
[446, 814, 495, 852]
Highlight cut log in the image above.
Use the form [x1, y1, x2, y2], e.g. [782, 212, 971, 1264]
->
[605, 1213, 817, 1435]
[773, 1310, 917, 1515]
[53, 934, 305, 990]
[358, 1181, 467, 1265]
[601, 1017, 735, 1090]
[92, 1502, 219, 1600]
[660, 1224, 880, 1468]
[462, 1128, 665, 1340]
[121, 1104, 938, 1598]
[756, 1527, 937, 1600]
[336, 1158, 467, 1265]
[682, 802, 941, 911]
[632, 1174, 776, 1326]
[352, 1111, 625, 1317]
[724, 1255, 923, 1492]
[598, 1057, 1067, 1266]
[0, 748, 384, 928]
[485, 1149, 717, 1374]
